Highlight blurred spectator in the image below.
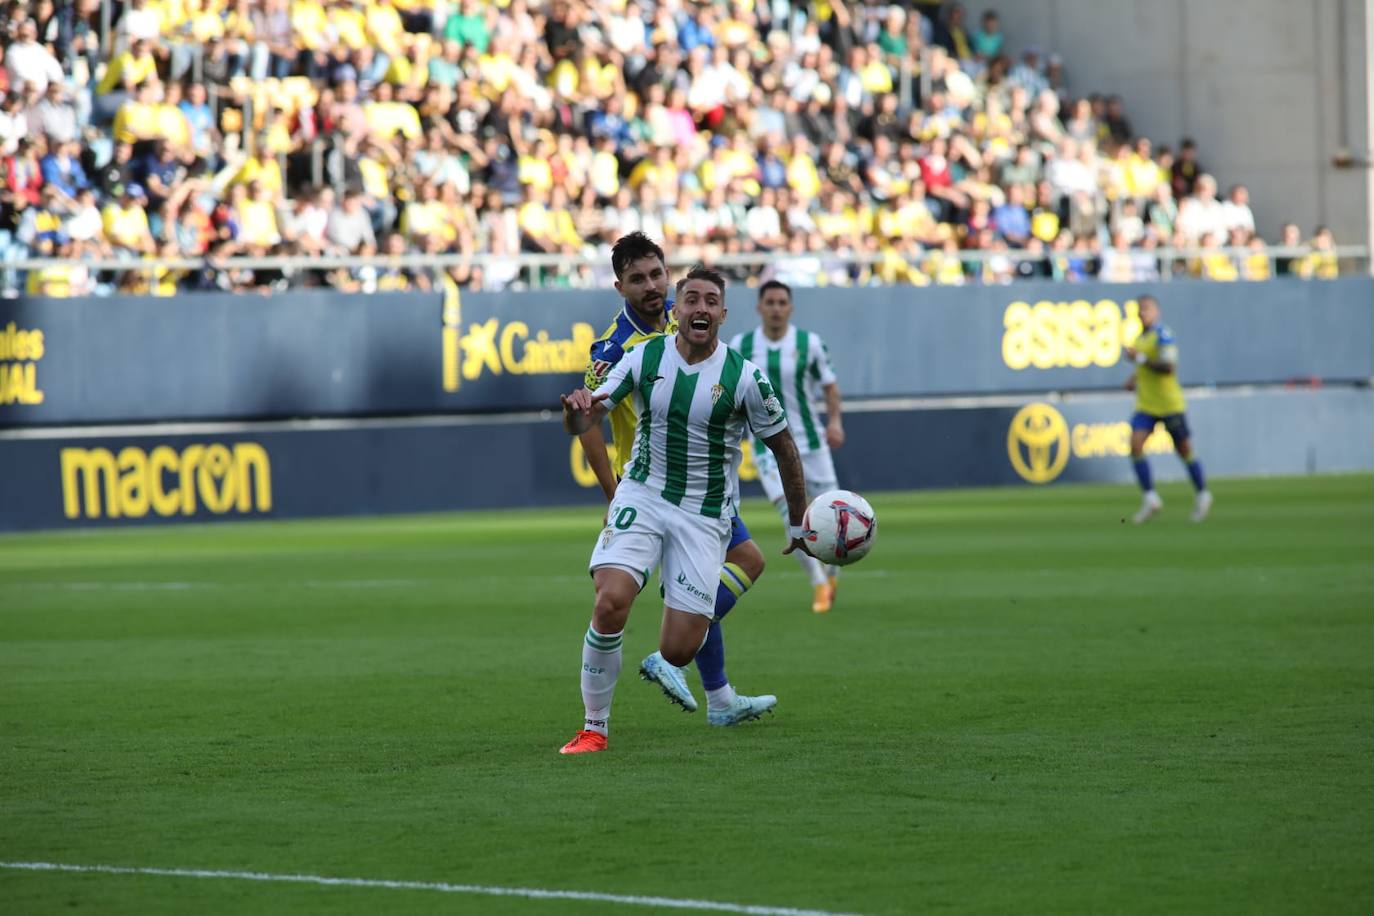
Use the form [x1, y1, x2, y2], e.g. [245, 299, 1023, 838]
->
[1010, 48, 1049, 97]
[1298, 227, 1339, 279]
[1102, 96, 1131, 144]
[180, 82, 217, 160]
[34, 81, 76, 144]
[1193, 231, 1239, 281]
[1099, 232, 1134, 283]
[971, 10, 1004, 59]
[1220, 184, 1255, 236]
[1176, 173, 1225, 243]
[66, 188, 106, 250]
[1171, 136, 1202, 198]
[876, 7, 908, 59]
[992, 183, 1030, 247]
[1242, 236, 1272, 281]
[40, 140, 88, 205]
[1146, 182, 1177, 240]
[94, 38, 158, 123]
[102, 183, 156, 257]
[6, 19, 63, 94]
[1275, 222, 1304, 276]
[327, 188, 377, 254]
[0, 90, 26, 154]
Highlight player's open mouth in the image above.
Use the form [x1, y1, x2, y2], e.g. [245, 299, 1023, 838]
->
[688, 317, 710, 331]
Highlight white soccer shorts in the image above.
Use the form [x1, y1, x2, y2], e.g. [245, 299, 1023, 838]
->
[754, 445, 838, 504]
[588, 480, 731, 618]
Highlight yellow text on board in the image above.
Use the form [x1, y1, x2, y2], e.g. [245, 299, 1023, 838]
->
[1007, 402, 1175, 484]
[0, 321, 45, 405]
[1002, 299, 1143, 370]
[61, 442, 272, 520]
[443, 317, 597, 392]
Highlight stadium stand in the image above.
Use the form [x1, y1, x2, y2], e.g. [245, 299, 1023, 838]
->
[0, 0, 1354, 295]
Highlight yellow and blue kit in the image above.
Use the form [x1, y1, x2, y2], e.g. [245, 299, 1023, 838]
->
[1130, 323, 1189, 440]
[583, 301, 676, 480]
[1127, 321, 1208, 497]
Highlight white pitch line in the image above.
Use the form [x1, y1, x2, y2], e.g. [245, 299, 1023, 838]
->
[0, 861, 862, 916]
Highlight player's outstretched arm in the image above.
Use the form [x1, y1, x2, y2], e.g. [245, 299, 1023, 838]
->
[561, 389, 610, 436]
[578, 423, 619, 502]
[763, 428, 815, 558]
[1124, 346, 1175, 375]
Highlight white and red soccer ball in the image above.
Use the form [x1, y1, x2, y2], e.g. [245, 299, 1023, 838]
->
[803, 489, 877, 567]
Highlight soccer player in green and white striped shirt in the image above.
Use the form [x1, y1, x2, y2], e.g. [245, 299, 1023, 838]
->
[557, 266, 813, 755]
[729, 280, 848, 613]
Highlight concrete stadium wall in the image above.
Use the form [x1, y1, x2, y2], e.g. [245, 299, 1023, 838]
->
[994, 0, 1374, 247]
[2, 387, 1369, 533]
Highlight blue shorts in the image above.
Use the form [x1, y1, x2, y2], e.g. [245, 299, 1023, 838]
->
[727, 514, 752, 551]
[1131, 411, 1191, 445]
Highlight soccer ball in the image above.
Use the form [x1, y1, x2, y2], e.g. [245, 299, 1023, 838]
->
[803, 489, 877, 567]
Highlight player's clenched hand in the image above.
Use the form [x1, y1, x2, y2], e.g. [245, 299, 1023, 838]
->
[782, 537, 816, 558]
[561, 388, 610, 415]
[826, 420, 845, 449]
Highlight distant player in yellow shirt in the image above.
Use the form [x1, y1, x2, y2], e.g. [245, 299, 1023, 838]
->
[1124, 294, 1213, 523]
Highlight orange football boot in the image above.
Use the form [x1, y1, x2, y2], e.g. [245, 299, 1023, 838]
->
[559, 730, 608, 754]
[811, 583, 833, 614]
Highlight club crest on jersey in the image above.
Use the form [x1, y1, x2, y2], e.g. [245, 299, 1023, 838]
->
[711, 383, 724, 405]
[601, 527, 614, 548]
[763, 395, 783, 416]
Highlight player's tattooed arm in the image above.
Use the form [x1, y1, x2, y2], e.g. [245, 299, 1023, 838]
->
[762, 428, 815, 557]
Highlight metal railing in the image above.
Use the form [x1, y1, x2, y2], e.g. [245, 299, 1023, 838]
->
[2, 245, 1368, 293]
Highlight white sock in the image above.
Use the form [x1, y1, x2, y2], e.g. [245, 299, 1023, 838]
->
[801, 553, 828, 586]
[706, 684, 737, 711]
[580, 625, 623, 736]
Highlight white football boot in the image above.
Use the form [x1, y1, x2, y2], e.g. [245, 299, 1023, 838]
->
[639, 651, 698, 712]
[1132, 490, 1164, 524]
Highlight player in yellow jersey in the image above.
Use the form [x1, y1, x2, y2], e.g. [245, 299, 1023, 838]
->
[579, 233, 776, 727]
[1123, 294, 1213, 523]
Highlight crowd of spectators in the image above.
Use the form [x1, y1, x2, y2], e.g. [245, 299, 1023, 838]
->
[0, 0, 1350, 296]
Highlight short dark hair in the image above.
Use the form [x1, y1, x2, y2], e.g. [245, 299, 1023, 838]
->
[757, 279, 792, 302]
[611, 232, 665, 279]
[675, 264, 726, 297]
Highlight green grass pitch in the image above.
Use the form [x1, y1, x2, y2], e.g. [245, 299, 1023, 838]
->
[3, 475, 1372, 915]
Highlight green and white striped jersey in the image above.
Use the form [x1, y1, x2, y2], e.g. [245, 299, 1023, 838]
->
[594, 334, 789, 519]
[729, 325, 837, 454]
